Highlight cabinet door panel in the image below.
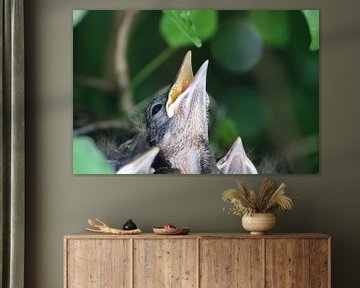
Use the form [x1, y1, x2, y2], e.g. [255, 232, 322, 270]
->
[265, 239, 310, 288]
[66, 239, 131, 288]
[134, 239, 198, 288]
[200, 239, 264, 288]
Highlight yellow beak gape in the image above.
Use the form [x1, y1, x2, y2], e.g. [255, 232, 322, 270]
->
[166, 51, 194, 116]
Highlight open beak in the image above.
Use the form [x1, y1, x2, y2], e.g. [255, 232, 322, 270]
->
[166, 51, 209, 118]
[116, 147, 160, 174]
[217, 137, 258, 174]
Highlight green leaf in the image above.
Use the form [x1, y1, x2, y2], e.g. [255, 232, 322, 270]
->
[73, 10, 88, 27]
[249, 11, 290, 48]
[302, 10, 319, 51]
[73, 136, 114, 174]
[160, 10, 218, 48]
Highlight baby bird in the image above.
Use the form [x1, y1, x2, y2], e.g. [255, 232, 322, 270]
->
[145, 51, 218, 174]
[98, 51, 257, 174]
[116, 147, 160, 174]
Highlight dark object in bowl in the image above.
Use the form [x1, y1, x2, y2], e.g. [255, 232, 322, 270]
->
[153, 227, 190, 235]
[123, 219, 137, 230]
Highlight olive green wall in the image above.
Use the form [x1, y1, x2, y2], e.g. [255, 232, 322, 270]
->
[25, 0, 360, 287]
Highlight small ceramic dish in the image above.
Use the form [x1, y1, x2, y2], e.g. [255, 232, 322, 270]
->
[153, 227, 190, 235]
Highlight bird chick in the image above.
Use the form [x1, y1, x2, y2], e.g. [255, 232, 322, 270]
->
[116, 147, 160, 174]
[97, 51, 256, 174]
[217, 136, 258, 174]
[97, 132, 176, 174]
[146, 51, 218, 174]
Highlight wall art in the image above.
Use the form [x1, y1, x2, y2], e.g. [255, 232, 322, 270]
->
[73, 10, 319, 174]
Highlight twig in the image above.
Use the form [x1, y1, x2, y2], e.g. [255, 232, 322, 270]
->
[73, 119, 131, 136]
[77, 76, 117, 94]
[86, 218, 142, 235]
[114, 10, 139, 115]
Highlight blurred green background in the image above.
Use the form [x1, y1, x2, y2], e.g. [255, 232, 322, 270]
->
[73, 10, 319, 174]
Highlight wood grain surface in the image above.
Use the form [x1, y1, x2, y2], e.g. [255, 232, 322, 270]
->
[265, 239, 310, 287]
[133, 239, 198, 288]
[309, 239, 330, 288]
[65, 239, 131, 288]
[200, 239, 264, 288]
[64, 233, 330, 288]
[65, 233, 330, 240]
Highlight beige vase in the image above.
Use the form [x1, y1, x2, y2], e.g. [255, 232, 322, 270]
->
[242, 213, 276, 235]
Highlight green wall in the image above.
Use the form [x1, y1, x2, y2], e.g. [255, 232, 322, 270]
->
[25, 0, 360, 287]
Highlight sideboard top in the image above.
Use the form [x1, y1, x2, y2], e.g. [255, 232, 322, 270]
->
[64, 232, 330, 240]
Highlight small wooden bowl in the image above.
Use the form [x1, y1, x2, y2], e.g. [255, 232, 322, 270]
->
[153, 227, 190, 235]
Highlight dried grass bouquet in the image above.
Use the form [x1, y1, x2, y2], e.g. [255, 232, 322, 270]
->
[222, 179, 294, 216]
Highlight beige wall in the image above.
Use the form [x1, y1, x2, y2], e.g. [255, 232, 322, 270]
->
[25, 0, 360, 287]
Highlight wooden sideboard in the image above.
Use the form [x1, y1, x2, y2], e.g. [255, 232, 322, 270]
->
[64, 233, 330, 288]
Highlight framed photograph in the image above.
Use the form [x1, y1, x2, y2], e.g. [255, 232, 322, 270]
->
[73, 10, 319, 175]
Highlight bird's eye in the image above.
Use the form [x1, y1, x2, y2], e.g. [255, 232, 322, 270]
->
[151, 104, 162, 116]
